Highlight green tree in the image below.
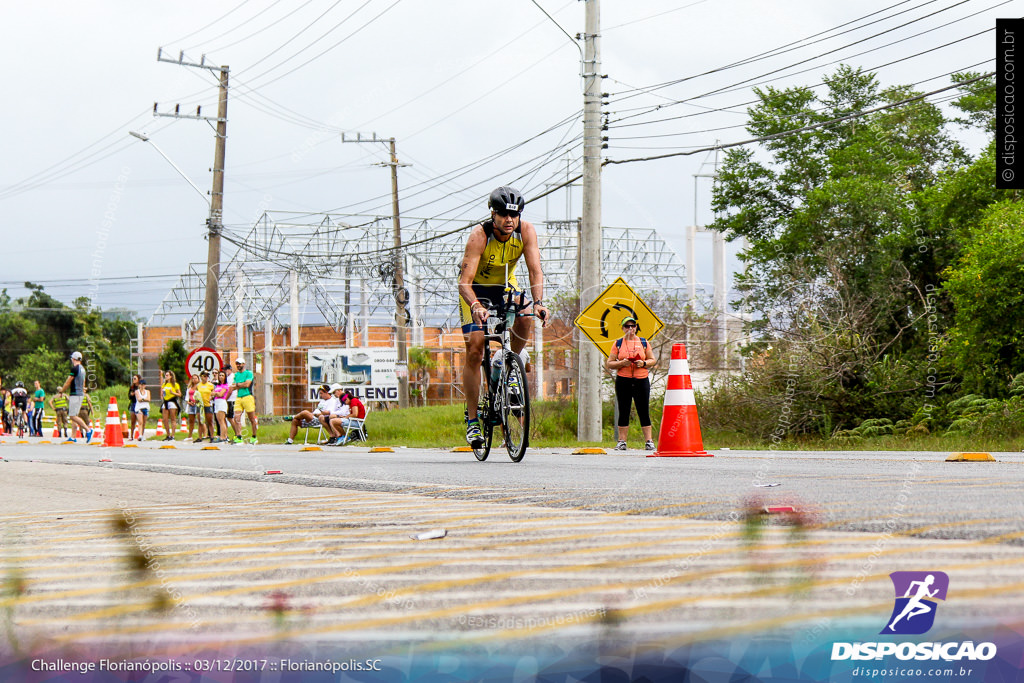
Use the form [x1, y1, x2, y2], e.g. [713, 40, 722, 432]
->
[0, 289, 39, 373]
[11, 346, 68, 394]
[0, 285, 137, 388]
[709, 66, 981, 428]
[943, 201, 1024, 395]
[158, 339, 187, 383]
[950, 72, 996, 133]
[408, 347, 437, 407]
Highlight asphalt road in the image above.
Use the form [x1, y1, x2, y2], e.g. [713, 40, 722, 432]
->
[2, 436, 1023, 654]
[5, 437, 1024, 538]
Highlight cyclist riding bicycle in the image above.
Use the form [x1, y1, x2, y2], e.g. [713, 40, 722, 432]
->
[459, 186, 548, 447]
[10, 381, 29, 433]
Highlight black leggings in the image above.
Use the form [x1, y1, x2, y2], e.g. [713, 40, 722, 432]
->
[615, 375, 651, 427]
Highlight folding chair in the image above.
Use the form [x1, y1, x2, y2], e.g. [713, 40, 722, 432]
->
[343, 405, 369, 444]
[301, 419, 327, 445]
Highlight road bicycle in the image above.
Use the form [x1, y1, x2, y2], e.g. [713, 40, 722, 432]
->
[471, 288, 533, 463]
[11, 405, 28, 438]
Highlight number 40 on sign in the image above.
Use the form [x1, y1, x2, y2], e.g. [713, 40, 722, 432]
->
[186, 347, 224, 379]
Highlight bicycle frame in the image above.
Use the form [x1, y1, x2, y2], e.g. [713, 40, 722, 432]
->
[472, 285, 533, 462]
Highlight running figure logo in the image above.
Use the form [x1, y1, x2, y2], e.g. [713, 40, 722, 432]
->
[881, 571, 949, 635]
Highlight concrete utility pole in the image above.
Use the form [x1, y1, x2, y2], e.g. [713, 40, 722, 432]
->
[578, 0, 603, 442]
[154, 49, 228, 352]
[341, 133, 411, 408]
[387, 138, 410, 409]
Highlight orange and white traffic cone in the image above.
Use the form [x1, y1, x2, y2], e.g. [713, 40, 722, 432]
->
[180, 417, 187, 431]
[155, 420, 165, 437]
[102, 397, 124, 447]
[52, 424, 60, 438]
[649, 343, 712, 458]
[121, 413, 130, 438]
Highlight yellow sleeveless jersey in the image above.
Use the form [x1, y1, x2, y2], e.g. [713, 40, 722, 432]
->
[473, 221, 524, 287]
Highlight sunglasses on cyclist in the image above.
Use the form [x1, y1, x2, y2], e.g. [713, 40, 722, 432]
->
[494, 208, 520, 218]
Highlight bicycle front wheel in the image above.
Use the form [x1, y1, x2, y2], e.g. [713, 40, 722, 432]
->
[500, 350, 530, 462]
[473, 367, 493, 461]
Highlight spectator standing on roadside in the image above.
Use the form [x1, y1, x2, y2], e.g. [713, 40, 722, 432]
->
[196, 371, 215, 443]
[50, 387, 70, 438]
[606, 317, 657, 451]
[0, 375, 6, 434]
[184, 374, 201, 441]
[134, 380, 151, 440]
[31, 380, 45, 436]
[78, 387, 94, 424]
[127, 374, 140, 439]
[161, 370, 181, 441]
[23, 385, 35, 437]
[59, 352, 94, 443]
[225, 366, 237, 437]
[212, 370, 231, 442]
[230, 357, 259, 445]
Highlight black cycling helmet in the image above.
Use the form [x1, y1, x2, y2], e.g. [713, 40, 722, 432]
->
[15, 381, 23, 388]
[488, 186, 525, 215]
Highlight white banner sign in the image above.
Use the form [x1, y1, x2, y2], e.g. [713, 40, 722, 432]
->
[307, 348, 399, 402]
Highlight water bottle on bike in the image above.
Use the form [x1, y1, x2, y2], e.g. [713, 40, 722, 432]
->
[490, 354, 503, 384]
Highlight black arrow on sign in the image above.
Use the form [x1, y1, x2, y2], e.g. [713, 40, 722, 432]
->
[599, 303, 639, 338]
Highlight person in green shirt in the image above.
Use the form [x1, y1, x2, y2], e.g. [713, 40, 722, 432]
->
[32, 380, 45, 436]
[230, 357, 258, 444]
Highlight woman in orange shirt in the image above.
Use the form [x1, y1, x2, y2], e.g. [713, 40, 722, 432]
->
[606, 317, 657, 451]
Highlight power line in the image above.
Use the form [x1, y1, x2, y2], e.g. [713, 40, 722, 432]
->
[239, 0, 404, 90]
[607, 56, 996, 147]
[235, 0, 350, 76]
[349, 0, 575, 131]
[162, 0, 254, 48]
[0, 109, 153, 200]
[205, 0, 318, 53]
[185, 0, 285, 52]
[609, 0, 948, 102]
[604, 0, 715, 31]
[602, 71, 993, 167]
[607, 21, 997, 132]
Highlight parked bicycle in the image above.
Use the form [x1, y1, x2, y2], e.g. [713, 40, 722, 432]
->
[471, 288, 533, 463]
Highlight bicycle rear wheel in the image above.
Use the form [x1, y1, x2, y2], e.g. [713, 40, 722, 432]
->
[500, 351, 530, 462]
[472, 368, 492, 461]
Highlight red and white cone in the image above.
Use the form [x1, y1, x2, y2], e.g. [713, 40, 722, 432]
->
[649, 343, 712, 458]
[101, 397, 124, 447]
[155, 420, 165, 437]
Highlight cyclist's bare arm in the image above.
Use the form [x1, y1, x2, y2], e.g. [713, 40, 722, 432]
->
[519, 220, 548, 326]
[459, 225, 489, 326]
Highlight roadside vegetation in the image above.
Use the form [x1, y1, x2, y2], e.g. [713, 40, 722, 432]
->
[4, 67, 1019, 454]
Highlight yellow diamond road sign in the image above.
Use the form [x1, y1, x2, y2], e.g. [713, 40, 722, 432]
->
[574, 278, 664, 357]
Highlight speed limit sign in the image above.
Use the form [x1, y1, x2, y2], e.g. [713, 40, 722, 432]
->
[185, 347, 224, 379]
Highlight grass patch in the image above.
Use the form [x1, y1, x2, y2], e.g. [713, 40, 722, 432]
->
[128, 399, 1024, 452]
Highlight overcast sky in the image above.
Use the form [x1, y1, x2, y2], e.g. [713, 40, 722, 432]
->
[0, 0, 1002, 320]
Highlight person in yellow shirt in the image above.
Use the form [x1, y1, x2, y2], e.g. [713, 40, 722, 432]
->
[196, 371, 216, 443]
[458, 186, 549, 447]
[161, 370, 182, 441]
